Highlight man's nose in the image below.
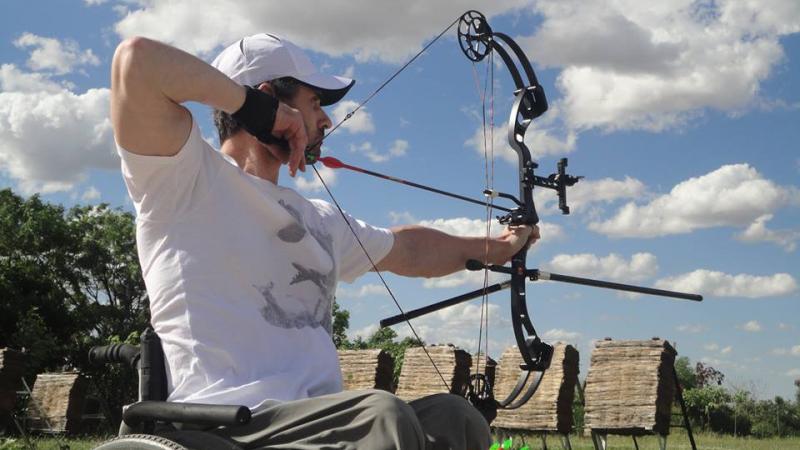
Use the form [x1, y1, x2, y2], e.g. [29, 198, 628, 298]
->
[319, 109, 332, 130]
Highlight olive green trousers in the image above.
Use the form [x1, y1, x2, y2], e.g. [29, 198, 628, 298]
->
[211, 390, 490, 450]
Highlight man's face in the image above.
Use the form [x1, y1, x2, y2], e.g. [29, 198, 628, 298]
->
[284, 85, 332, 158]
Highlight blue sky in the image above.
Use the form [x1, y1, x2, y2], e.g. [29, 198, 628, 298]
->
[1, 1, 798, 400]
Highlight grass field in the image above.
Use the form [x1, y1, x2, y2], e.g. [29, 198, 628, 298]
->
[491, 430, 800, 449]
[2, 432, 800, 449]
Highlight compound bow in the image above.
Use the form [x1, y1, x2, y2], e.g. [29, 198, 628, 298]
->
[307, 10, 702, 421]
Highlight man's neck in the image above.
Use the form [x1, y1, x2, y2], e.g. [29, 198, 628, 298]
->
[221, 133, 281, 184]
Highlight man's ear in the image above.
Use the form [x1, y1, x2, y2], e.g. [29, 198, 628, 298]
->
[257, 82, 275, 96]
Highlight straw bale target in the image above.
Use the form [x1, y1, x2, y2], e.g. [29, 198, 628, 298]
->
[493, 343, 579, 433]
[338, 349, 395, 392]
[584, 338, 677, 435]
[395, 345, 471, 401]
[26, 372, 88, 433]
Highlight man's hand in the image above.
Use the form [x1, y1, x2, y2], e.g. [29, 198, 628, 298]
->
[232, 86, 309, 177]
[270, 102, 308, 177]
[495, 224, 540, 264]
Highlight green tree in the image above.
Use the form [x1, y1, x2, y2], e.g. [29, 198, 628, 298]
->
[346, 327, 423, 387]
[749, 396, 800, 438]
[674, 356, 697, 390]
[0, 189, 149, 429]
[731, 388, 754, 436]
[331, 299, 350, 348]
[684, 385, 731, 431]
[0, 190, 82, 379]
[66, 204, 148, 342]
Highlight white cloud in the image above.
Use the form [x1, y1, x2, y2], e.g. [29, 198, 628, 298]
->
[0, 74, 115, 193]
[0, 64, 68, 93]
[523, 0, 800, 131]
[293, 165, 337, 193]
[350, 140, 407, 163]
[81, 186, 101, 202]
[337, 283, 386, 299]
[465, 102, 576, 164]
[786, 368, 800, 377]
[544, 252, 658, 282]
[656, 270, 797, 299]
[721, 346, 733, 355]
[391, 301, 509, 355]
[331, 101, 375, 134]
[542, 328, 581, 343]
[536, 222, 565, 242]
[590, 164, 800, 238]
[704, 343, 720, 351]
[113, 0, 534, 62]
[14, 33, 100, 75]
[539, 175, 646, 216]
[737, 214, 799, 252]
[777, 346, 800, 357]
[388, 211, 416, 225]
[740, 320, 763, 332]
[677, 323, 707, 334]
[348, 323, 379, 341]
[107, 0, 800, 174]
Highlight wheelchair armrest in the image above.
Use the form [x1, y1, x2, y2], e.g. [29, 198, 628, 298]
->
[89, 343, 140, 369]
[123, 401, 251, 428]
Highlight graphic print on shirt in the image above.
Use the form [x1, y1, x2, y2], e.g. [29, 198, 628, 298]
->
[254, 281, 331, 333]
[276, 201, 306, 243]
[253, 199, 335, 335]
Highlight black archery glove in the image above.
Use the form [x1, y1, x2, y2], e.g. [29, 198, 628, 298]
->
[232, 86, 288, 150]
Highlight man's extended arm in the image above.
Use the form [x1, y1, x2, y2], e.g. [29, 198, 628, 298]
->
[375, 225, 538, 278]
[110, 37, 307, 171]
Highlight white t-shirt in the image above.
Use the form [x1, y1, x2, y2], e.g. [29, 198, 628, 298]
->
[117, 119, 394, 409]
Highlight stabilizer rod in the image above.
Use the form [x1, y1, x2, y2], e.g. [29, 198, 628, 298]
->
[531, 270, 703, 301]
[380, 280, 512, 328]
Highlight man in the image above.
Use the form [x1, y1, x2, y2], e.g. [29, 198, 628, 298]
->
[111, 33, 537, 449]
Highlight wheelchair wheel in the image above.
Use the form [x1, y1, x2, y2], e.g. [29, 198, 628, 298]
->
[94, 431, 243, 450]
[93, 434, 188, 450]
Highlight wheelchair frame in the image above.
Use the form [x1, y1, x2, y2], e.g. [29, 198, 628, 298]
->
[89, 328, 251, 450]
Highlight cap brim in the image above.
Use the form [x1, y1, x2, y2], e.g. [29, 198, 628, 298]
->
[295, 73, 355, 106]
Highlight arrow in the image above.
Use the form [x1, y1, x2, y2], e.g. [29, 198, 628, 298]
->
[315, 156, 513, 213]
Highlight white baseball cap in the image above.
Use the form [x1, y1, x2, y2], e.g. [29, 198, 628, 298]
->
[211, 33, 354, 106]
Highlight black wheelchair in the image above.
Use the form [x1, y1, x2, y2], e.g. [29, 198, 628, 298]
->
[89, 328, 251, 449]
